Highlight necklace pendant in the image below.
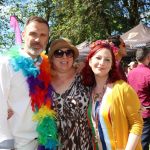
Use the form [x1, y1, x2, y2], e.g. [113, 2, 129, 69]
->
[94, 93, 99, 101]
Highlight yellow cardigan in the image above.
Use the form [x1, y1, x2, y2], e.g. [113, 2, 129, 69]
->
[88, 80, 143, 150]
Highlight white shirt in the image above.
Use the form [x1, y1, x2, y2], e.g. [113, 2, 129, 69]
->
[0, 50, 38, 149]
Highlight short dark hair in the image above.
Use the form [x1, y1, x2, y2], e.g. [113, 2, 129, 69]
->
[136, 47, 150, 62]
[25, 16, 49, 29]
[108, 35, 121, 48]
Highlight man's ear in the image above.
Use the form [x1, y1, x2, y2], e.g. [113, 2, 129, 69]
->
[22, 31, 25, 42]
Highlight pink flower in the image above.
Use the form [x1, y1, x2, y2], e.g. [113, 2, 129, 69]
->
[90, 40, 119, 56]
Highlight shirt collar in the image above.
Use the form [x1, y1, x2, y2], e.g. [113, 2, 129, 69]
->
[19, 48, 43, 66]
[137, 63, 149, 68]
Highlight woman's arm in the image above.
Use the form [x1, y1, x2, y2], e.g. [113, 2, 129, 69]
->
[123, 83, 143, 149]
[125, 133, 140, 150]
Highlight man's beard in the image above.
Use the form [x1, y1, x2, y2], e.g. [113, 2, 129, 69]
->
[28, 47, 43, 56]
[28, 42, 44, 56]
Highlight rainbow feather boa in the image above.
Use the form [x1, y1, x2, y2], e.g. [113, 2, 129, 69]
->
[4, 46, 58, 149]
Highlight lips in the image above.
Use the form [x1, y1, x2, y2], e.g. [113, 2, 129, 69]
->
[97, 66, 104, 69]
[33, 45, 42, 49]
[97, 67, 105, 71]
[60, 61, 68, 64]
[31, 43, 42, 49]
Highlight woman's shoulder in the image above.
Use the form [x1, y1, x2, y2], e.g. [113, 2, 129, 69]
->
[112, 80, 139, 101]
[113, 80, 132, 91]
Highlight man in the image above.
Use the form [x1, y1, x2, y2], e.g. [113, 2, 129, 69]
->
[128, 47, 150, 150]
[0, 16, 57, 150]
[108, 35, 127, 81]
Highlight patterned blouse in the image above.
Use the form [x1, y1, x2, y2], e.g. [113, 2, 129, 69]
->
[52, 74, 93, 150]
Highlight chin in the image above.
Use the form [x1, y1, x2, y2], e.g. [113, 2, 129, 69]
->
[29, 49, 43, 56]
[95, 72, 103, 76]
[96, 71, 108, 76]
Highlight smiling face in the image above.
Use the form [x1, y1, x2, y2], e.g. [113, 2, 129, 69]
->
[89, 48, 112, 78]
[51, 48, 74, 73]
[22, 21, 49, 58]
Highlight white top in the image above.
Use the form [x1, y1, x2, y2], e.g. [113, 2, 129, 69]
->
[0, 50, 37, 149]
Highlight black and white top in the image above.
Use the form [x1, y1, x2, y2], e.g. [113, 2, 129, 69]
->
[52, 74, 93, 150]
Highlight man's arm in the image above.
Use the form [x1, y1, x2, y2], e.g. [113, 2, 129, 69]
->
[0, 57, 14, 149]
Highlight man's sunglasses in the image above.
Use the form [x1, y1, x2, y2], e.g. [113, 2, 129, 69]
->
[54, 49, 74, 58]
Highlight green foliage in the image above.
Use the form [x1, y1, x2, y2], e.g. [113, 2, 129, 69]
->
[0, 0, 4, 5]
[0, 0, 149, 51]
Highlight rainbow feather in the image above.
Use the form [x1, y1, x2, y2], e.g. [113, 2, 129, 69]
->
[5, 46, 58, 149]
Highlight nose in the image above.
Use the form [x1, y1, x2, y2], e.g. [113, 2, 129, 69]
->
[62, 53, 67, 58]
[35, 36, 40, 42]
[99, 58, 105, 65]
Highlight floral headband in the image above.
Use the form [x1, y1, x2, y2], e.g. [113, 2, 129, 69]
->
[90, 40, 119, 56]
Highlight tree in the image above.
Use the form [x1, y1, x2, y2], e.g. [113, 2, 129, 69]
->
[0, 0, 4, 5]
[0, 0, 149, 51]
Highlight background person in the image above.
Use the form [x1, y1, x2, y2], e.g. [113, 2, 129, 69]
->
[127, 61, 138, 73]
[128, 47, 150, 150]
[47, 38, 93, 150]
[0, 16, 57, 150]
[108, 35, 127, 81]
[82, 40, 143, 150]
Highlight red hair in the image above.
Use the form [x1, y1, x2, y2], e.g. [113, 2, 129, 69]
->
[81, 40, 121, 86]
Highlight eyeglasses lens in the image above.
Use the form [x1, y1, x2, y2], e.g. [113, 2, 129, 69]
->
[54, 49, 74, 58]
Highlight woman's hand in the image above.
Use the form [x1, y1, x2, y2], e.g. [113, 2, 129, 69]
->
[125, 133, 140, 150]
[7, 108, 14, 120]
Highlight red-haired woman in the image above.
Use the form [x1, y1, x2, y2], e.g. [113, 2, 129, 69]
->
[81, 40, 143, 150]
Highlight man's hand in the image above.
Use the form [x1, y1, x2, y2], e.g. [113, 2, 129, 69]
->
[7, 108, 14, 120]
